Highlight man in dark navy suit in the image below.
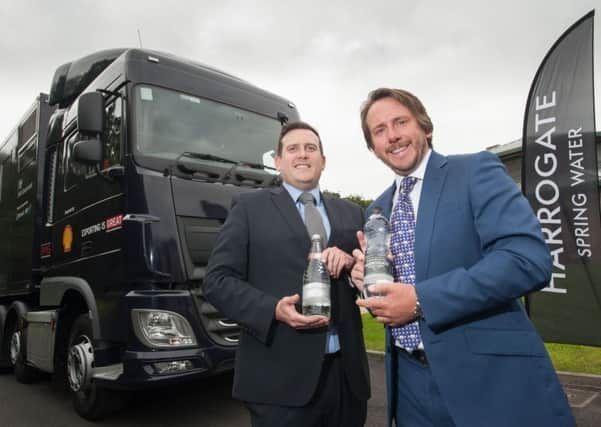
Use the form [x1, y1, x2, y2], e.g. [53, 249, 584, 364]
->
[204, 121, 370, 427]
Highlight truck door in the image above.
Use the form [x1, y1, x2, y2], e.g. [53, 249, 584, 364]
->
[49, 93, 125, 284]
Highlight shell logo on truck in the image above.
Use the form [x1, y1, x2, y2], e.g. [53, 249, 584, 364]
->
[62, 224, 73, 253]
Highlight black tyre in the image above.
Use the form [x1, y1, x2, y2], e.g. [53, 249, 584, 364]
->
[0, 305, 10, 372]
[0, 333, 12, 373]
[68, 314, 127, 420]
[8, 320, 39, 383]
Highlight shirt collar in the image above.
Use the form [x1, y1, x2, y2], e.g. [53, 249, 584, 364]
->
[394, 148, 432, 190]
[282, 182, 322, 205]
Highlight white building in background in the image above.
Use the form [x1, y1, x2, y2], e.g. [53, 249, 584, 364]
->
[487, 133, 601, 188]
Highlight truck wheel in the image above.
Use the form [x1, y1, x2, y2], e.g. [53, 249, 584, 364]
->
[8, 320, 39, 383]
[0, 305, 10, 372]
[0, 354, 10, 373]
[0, 336, 11, 373]
[68, 314, 126, 420]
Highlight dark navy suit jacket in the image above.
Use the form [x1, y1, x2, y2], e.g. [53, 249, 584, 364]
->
[370, 150, 574, 427]
[204, 187, 370, 406]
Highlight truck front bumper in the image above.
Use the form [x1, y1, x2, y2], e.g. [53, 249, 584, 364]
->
[93, 344, 235, 390]
[89, 289, 237, 389]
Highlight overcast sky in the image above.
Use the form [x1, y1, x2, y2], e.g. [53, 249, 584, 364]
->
[0, 0, 599, 198]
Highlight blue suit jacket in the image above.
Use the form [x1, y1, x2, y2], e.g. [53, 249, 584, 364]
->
[369, 151, 574, 427]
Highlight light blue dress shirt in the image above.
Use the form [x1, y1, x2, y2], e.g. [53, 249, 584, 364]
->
[282, 183, 340, 354]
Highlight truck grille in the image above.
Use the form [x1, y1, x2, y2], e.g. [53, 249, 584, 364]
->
[192, 286, 240, 346]
[177, 216, 239, 347]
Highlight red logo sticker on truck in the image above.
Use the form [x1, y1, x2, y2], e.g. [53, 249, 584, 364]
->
[81, 214, 124, 238]
[106, 214, 123, 232]
[40, 243, 52, 258]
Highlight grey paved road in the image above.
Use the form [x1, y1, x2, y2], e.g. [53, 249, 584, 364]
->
[0, 354, 598, 426]
[0, 370, 247, 427]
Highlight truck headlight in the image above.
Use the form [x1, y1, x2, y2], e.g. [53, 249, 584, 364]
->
[132, 309, 197, 348]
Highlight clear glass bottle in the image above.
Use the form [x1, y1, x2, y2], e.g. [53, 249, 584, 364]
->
[302, 234, 331, 318]
[363, 207, 393, 298]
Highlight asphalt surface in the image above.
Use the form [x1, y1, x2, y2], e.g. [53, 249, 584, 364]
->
[558, 370, 601, 427]
[366, 352, 601, 427]
[0, 353, 598, 426]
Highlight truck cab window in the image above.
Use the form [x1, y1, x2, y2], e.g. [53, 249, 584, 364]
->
[63, 98, 122, 192]
[64, 132, 95, 192]
[103, 99, 122, 169]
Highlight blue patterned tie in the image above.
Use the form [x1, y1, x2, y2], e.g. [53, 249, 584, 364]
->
[389, 176, 421, 351]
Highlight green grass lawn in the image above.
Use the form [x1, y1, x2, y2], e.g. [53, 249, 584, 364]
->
[362, 313, 386, 352]
[362, 314, 601, 375]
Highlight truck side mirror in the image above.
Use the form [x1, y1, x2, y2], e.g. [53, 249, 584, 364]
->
[73, 139, 102, 164]
[77, 92, 104, 134]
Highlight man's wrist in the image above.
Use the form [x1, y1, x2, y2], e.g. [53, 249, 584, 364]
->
[413, 295, 424, 320]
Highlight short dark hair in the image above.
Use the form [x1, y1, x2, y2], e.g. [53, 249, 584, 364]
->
[277, 121, 324, 156]
[360, 88, 433, 150]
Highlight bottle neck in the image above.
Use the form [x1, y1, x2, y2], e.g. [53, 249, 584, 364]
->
[310, 239, 323, 254]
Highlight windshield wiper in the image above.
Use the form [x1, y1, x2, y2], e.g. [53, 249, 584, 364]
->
[237, 160, 277, 172]
[175, 151, 280, 187]
[175, 152, 234, 181]
[177, 152, 277, 171]
[177, 152, 237, 166]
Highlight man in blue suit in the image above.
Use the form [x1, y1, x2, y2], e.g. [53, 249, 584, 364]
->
[352, 88, 574, 427]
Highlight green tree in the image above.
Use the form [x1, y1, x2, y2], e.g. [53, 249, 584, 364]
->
[322, 190, 341, 199]
[344, 194, 373, 210]
[323, 190, 373, 210]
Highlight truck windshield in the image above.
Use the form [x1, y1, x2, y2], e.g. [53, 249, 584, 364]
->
[133, 85, 282, 170]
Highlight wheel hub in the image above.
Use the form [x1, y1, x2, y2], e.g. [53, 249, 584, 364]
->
[67, 336, 94, 392]
[9, 330, 21, 365]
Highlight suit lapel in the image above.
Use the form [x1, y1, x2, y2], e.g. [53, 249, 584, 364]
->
[322, 194, 339, 246]
[371, 182, 396, 219]
[415, 151, 448, 281]
[270, 187, 310, 243]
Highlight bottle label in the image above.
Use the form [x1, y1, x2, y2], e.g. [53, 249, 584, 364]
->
[364, 273, 393, 285]
[365, 254, 391, 269]
[364, 253, 392, 286]
[303, 282, 329, 301]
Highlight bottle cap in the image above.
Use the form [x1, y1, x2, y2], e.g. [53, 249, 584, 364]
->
[311, 234, 322, 241]
[371, 207, 383, 215]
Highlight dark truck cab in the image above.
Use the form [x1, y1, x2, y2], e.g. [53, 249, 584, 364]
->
[0, 48, 298, 419]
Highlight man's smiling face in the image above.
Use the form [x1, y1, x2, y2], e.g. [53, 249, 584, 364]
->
[366, 96, 431, 176]
[275, 128, 325, 190]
